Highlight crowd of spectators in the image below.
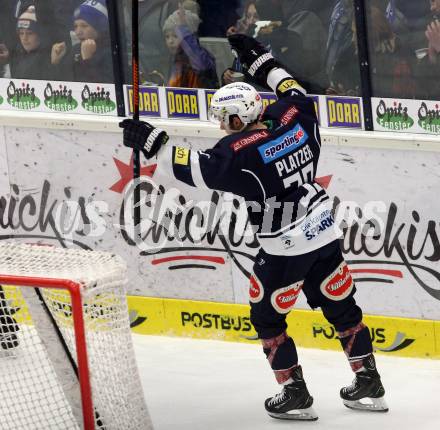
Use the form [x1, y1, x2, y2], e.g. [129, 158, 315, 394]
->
[0, 0, 113, 83]
[133, 0, 440, 100]
[1, 0, 440, 100]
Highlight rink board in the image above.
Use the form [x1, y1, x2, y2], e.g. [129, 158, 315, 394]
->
[1, 121, 440, 322]
[1, 289, 438, 359]
[127, 296, 440, 360]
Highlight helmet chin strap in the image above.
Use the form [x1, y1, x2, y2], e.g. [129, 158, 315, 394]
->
[225, 118, 248, 134]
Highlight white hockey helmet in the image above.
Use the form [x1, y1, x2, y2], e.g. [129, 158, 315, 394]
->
[209, 82, 263, 133]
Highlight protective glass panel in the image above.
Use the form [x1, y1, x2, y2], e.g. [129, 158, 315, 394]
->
[118, 0, 362, 96]
[0, 0, 114, 83]
[365, 0, 436, 100]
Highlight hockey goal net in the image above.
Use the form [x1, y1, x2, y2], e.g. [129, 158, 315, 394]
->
[0, 242, 152, 430]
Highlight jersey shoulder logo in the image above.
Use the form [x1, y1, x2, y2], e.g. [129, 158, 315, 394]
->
[280, 106, 299, 126]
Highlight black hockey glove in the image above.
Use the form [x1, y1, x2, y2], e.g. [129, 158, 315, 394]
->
[119, 119, 169, 159]
[227, 34, 281, 88]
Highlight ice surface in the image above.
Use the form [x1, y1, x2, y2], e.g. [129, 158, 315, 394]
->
[135, 335, 440, 430]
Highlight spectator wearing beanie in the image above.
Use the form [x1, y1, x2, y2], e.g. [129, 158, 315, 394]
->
[8, 5, 53, 80]
[51, 0, 113, 83]
[163, 3, 218, 88]
[0, 0, 18, 77]
[136, 0, 179, 86]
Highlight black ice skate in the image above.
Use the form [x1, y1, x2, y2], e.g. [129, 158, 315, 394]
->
[340, 355, 388, 412]
[265, 366, 318, 421]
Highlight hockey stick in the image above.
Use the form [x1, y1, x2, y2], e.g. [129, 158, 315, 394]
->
[132, 0, 141, 244]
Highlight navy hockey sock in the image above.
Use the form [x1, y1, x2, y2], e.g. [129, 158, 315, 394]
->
[262, 332, 298, 383]
[338, 322, 374, 372]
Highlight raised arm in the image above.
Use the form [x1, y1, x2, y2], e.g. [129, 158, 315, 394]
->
[227, 34, 306, 98]
[119, 118, 251, 195]
[175, 25, 216, 73]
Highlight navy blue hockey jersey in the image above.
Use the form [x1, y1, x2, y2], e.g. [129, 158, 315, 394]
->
[156, 71, 339, 255]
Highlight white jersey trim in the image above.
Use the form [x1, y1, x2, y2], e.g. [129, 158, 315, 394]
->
[257, 199, 342, 257]
[155, 145, 173, 178]
[191, 151, 210, 189]
[241, 169, 267, 202]
[314, 123, 320, 148]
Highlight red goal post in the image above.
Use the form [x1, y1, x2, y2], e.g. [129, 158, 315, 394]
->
[0, 242, 152, 430]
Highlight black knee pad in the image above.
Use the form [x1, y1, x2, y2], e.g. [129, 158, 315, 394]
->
[262, 334, 298, 370]
[250, 304, 288, 339]
[271, 336, 298, 370]
[262, 333, 299, 384]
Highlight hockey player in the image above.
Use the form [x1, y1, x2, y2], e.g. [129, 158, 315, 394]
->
[120, 34, 388, 420]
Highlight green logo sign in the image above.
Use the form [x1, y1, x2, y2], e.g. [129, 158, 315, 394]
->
[7, 81, 40, 110]
[0, 94, 3, 105]
[44, 83, 78, 112]
[418, 101, 440, 133]
[81, 85, 116, 114]
[376, 100, 414, 130]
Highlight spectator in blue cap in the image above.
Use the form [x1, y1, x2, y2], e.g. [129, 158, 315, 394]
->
[51, 0, 113, 83]
[74, 0, 110, 34]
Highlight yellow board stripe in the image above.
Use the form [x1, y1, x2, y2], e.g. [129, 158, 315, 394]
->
[127, 296, 440, 360]
[4, 282, 438, 360]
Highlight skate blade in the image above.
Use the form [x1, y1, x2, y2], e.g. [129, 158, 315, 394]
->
[268, 406, 318, 421]
[343, 396, 388, 412]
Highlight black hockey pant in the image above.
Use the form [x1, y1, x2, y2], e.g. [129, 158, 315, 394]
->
[249, 240, 373, 384]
